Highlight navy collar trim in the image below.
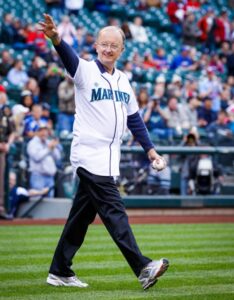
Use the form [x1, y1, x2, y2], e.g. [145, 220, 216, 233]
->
[95, 59, 115, 75]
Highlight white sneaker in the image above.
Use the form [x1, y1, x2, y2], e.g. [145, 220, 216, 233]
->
[46, 273, 88, 287]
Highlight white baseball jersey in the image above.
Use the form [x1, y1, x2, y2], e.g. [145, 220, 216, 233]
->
[70, 58, 138, 176]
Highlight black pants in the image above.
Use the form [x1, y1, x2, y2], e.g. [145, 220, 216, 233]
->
[49, 167, 151, 277]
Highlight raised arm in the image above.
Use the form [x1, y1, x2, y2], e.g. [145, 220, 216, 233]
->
[39, 14, 79, 77]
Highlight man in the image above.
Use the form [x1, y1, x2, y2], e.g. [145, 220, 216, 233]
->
[39, 14, 169, 290]
[0, 105, 15, 219]
[27, 124, 62, 197]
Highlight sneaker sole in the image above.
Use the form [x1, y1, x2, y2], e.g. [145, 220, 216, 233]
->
[143, 259, 169, 290]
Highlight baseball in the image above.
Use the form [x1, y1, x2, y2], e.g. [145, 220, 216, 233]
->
[152, 158, 166, 171]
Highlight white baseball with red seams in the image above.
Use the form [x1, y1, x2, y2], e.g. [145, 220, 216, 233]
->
[152, 158, 166, 171]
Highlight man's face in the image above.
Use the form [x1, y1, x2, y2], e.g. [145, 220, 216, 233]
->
[168, 98, 178, 110]
[95, 28, 124, 67]
[38, 128, 49, 141]
[32, 105, 42, 120]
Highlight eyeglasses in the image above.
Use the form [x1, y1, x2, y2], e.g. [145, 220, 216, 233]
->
[98, 43, 121, 51]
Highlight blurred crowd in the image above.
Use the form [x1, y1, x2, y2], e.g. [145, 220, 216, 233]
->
[1, 0, 234, 218]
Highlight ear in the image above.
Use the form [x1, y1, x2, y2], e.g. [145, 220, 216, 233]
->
[94, 42, 98, 51]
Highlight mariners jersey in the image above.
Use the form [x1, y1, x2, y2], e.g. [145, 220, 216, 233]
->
[70, 58, 139, 176]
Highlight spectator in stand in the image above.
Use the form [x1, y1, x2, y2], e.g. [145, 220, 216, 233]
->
[27, 56, 47, 82]
[65, 0, 84, 16]
[220, 83, 232, 110]
[132, 50, 143, 69]
[185, 0, 200, 12]
[197, 8, 216, 52]
[24, 78, 41, 104]
[219, 41, 230, 64]
[143, 96, 169, 139]
[42, 103, 54, 130]
[0, 13, 15, 44]
[180, 132, 200, 195]
[0, 105, 15, 219]
[25, 23, 47, 53]
[152, 75, 167, 106]
[214, 9, 231, 46]
[0, 85, 8, 109]
[170, 46, 194, 70]
[20, 90, 34, 111]
[153, 48, 168, 71]
[198, 66, 222, 112]
[182, 77, 198, 101]
[57, 77, 75, 134]
[57, 16, 77, 47]
[208, 53, 225, 74]
[206, 110, 233, 146]
[11, 18, 27, 50]
[27, 124, 62, 197]
[74, 26, 86, 51]
[182, 11, 199, 47]
[38, 63, 64, 111]
[7, 59, 29, 88]
[163, 96, 188, 136]
[23, 103, 50, 138]
[0, 50, 14, 77]
[197, 97, 217, 128]
[43, 47, 64, 67]
[167, 74, 183, 99]
[122, 61, 134, 82]
[167, 0, 185, 37]
[137, 88, 149, 117]
[196, 52, 210, 72]
[8, 171, 49, 218]
[142, 52, 157, 69]
[129, 16, 148, 43]
[11, 104, 29, 141]
[107, 18, 120, 27]
[181, 96, 201, 129]
[82, 32, 96, 55]
[121, 22, 132, 40]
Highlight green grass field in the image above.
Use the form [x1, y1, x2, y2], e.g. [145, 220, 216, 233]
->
[0, 223, 234, 300]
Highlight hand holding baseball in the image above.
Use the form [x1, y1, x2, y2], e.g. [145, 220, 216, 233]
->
[151, 156, 167, 171]
[147, 148, 167, 171]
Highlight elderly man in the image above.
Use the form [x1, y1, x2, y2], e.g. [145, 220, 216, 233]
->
[39, 14, 169, 290]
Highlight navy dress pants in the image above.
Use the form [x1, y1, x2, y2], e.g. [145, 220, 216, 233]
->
[49, 167, 151, 277]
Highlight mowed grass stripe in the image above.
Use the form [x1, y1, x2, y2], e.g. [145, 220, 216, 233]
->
[1, 245, 233, 261]
[1, 239, 234, 250]
[0, 230, 234, 241]
[0, 284, 234, 300]
[1, 258, 234, 275]
[1, 250, 234, 267]
[2, 268, 234, 288]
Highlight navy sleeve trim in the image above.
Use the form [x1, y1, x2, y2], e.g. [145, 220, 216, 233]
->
[54, 39, 79, 77]
[127, 111, 154, 153]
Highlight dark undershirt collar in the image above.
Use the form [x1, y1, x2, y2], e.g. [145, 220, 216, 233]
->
[95, 59, 115, 75]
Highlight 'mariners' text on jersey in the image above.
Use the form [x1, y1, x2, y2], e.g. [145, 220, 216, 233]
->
[91, 88, 130, 104]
